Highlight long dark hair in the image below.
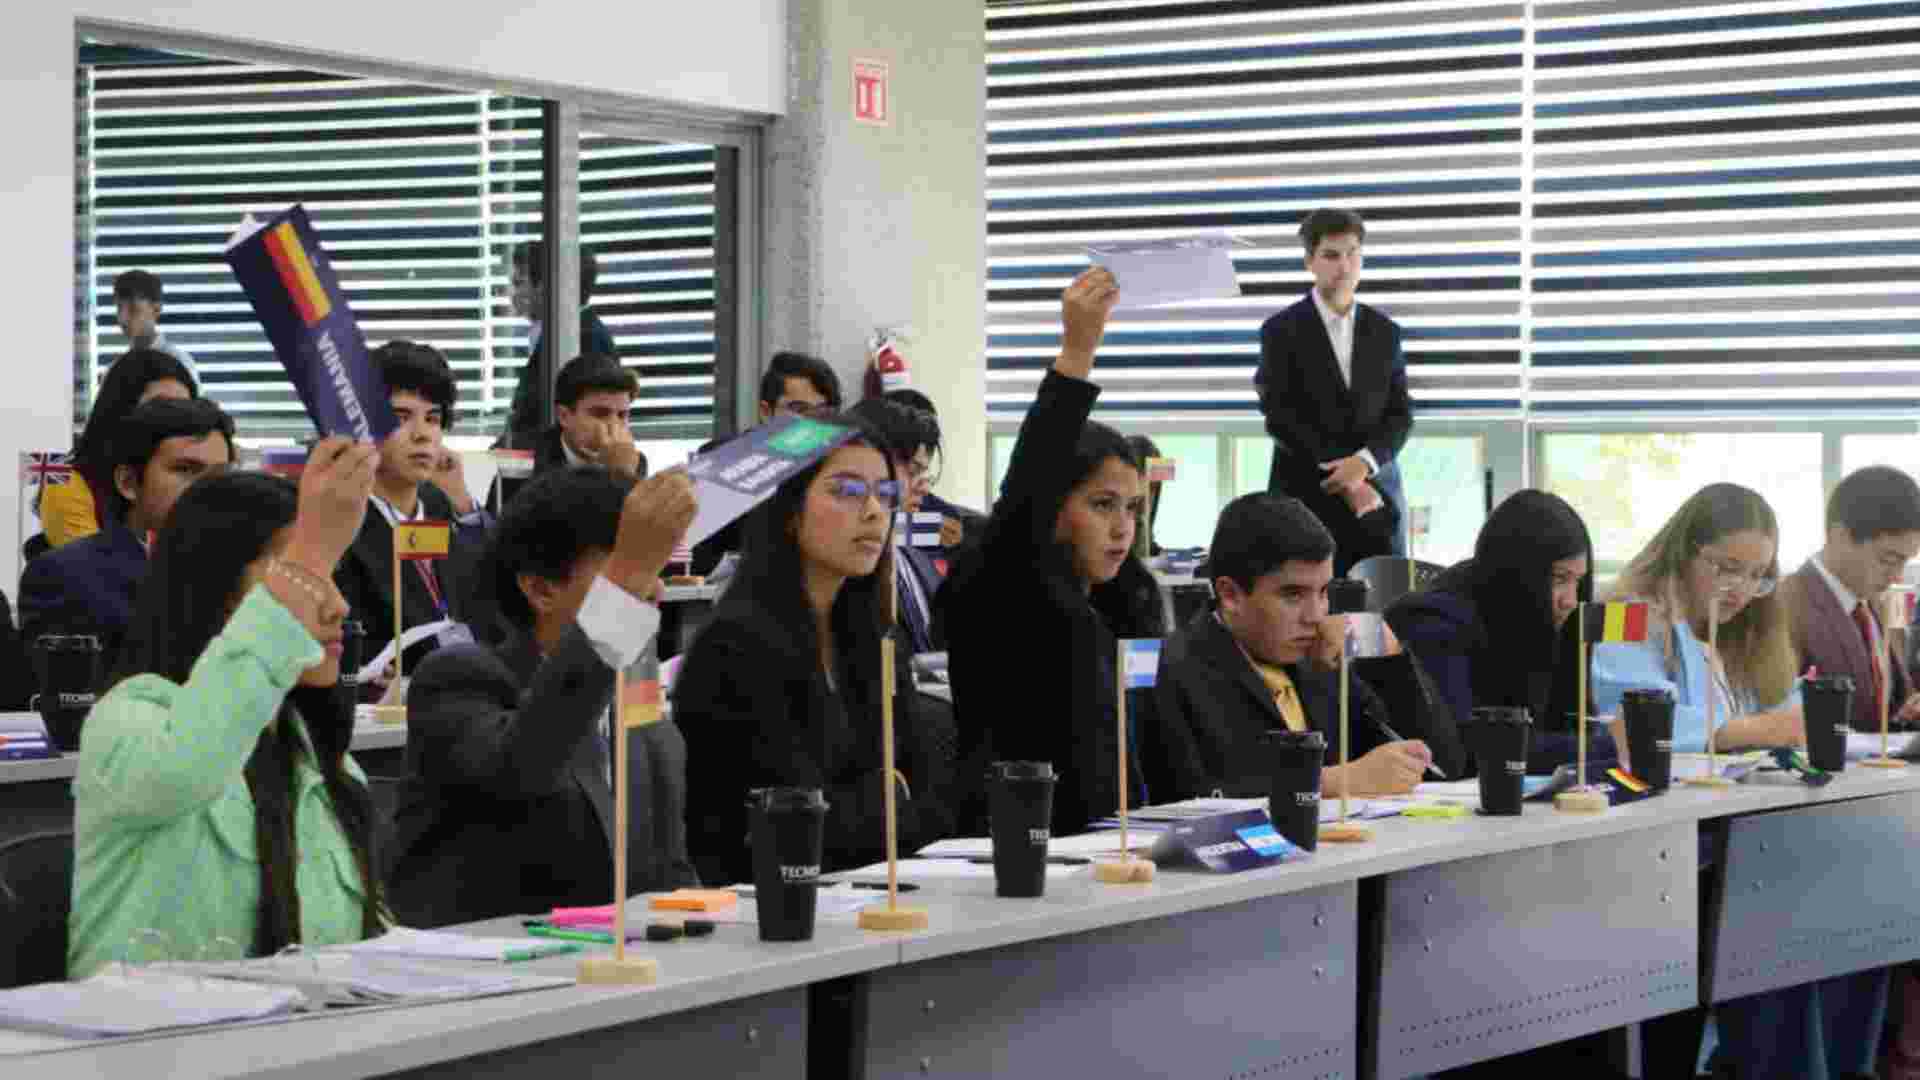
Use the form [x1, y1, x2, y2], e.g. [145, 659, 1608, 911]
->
[461, 467, 628, 648]
[114, 472, 383, 954]
[73, 350, 198, 511]
[713, 414, 903, 686]
[1436, 489, 1593, 722]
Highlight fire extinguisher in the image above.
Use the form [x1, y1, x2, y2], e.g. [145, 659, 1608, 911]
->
[863, 326, 912, 399]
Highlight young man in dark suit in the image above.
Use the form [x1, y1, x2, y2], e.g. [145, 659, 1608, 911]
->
[1781, 465, 1920, 735]
[493, 354, 647, 509]
[387, 466, 700, 927]
[502, 243, 619, 448]
[333, 342, 491, 682]
[848, 396, 947, 653]
[1148, 493, 1455, 802]
[1256, 208, 1413, 575]
[20, 398, 233, 675]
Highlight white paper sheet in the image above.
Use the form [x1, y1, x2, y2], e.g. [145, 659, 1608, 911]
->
[1086, 232, 1245, 309]
[1847, 731, 1917, 760]
[357, 620, 464, 683]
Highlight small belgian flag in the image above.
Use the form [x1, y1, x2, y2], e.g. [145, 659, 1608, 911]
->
[1582, 601, 1650, 644]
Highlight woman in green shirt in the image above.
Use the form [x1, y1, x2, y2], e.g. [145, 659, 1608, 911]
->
[70, 437, 386, 976]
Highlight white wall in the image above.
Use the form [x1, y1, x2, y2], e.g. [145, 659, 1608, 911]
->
[764, 0, 988, 510]
[0, 1, 786, 580]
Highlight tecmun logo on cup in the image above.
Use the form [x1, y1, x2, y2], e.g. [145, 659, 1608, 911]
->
[1028, 828, 1049, 845]
[1505, 761, 1526, 775]
[1294, 791, 1319, 806]
[779, 864, 820, 883]
[58, 693, 95, 708]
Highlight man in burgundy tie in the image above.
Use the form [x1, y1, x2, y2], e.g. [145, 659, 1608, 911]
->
[1780, 466, 1920, 737]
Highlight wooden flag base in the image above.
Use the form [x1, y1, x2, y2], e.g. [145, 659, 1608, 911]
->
[370, 704, 407, 725]
[1863, 757, 1908, 769]
[857, 906, 930, 931]
[1320, 822, 1373, 844]
[1092, 857, 1156, 884]
[1554, 787, 1610, 814]
[1682, 774, 1735, 788]
[577, 954, 659, 985]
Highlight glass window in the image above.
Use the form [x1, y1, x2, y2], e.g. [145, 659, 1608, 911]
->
[1842, 433, 1920, 482]
[1537, 432, 1824, 576]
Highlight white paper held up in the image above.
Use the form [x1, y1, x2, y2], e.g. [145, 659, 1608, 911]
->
[1086, 232, 1246, 310]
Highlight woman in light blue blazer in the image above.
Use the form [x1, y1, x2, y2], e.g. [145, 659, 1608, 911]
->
[1596, 483, 1880, 1080]
[1593, 484, 1803, 752]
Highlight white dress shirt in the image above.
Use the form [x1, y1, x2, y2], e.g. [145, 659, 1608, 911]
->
[1307, 288, 1378, 475]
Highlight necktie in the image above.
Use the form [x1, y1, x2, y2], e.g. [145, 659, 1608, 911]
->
[1256, 664, 1310, 733]
[1854, 602, 1886, 724]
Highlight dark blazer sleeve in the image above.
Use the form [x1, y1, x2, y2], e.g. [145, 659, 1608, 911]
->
[1147, 660, 1229, 800]
[891, 634, 954, 857]
[1255, 310, 1331, 465]
[1388, 611, 1476, 741]
[1352, 651, 1466, 780]
[17, 555, 79, 649]
[1364, 314, 1413, 467]
[406, 628, 616, 800]
[990, 370, 1101, 554]
[637, 719, 700, 887]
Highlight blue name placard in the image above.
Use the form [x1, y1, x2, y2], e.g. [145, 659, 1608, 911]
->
[1150, 808, 1300, 873]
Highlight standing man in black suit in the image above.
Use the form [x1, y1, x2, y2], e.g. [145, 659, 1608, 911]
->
[1256, 208, 1413, 575]
[502, 243, 619, 449]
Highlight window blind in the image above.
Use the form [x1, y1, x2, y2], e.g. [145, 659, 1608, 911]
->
[1530, 0, 1920, 416]
[580, 137, 719, 435]
[985, 1, 1529, 422]
[81, 51, 720, 440]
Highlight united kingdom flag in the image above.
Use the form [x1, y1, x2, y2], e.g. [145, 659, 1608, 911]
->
[21, 452, 72, 489]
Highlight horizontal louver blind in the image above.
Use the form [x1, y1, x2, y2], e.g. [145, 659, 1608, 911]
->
[985, 1, 1529, 420]
[1530, 0, 1920, 415]
[580, 137, 718, 435]
[85, 56, 498, 440]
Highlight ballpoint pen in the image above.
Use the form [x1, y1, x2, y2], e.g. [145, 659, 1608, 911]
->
[1377, 720, 1447, 779]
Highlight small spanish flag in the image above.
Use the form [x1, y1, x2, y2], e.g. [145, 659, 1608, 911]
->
[621, 675, 664, 729]
[1583, 601, 1650, 644]
[393, 520, 451, 560]
[262, 221, 333, 328]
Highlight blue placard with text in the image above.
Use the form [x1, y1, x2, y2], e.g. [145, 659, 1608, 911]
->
[1149, 808, 1300, 873]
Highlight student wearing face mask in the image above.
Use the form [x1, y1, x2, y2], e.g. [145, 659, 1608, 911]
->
[1149, 493, 1453, 801]
[672, 412, 953, 885]
[1386, 489, 1619, 773]
[938, 268, 1168, 835]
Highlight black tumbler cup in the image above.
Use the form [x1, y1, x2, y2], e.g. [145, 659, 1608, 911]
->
[32, 635, 102, 752]
[1466, 707, 1532, 815]
[987, 761, 1056, 898]
[1620, 688, 1677, 791]
[1801, 675, 1856, 773]
[747, 787, 828, 942]
[1264, 729, 1326, 852]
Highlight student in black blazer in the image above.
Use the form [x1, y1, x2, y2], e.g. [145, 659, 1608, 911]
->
[387, 467, 699, 927]
[1256, 208, 1413, 575]
[332, 343, 491, 682]
[492, 356, 648, 510]
[502, 243, 618, 448]
[847, 397, 949, 653]
[673, 410, 952, 886]
[938, 268, 1167, 835]
[20, 399, 233, 684]
[1148, 494, 1452, 802]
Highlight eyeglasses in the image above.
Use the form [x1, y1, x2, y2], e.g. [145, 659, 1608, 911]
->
[823, 476, 902, 510]
[1699, 553, 1778, 597]
[778, 400, 835, 418]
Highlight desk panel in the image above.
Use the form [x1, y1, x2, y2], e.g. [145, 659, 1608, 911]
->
[1709, 788, 1920, 1003]
[387, 987, 803, 1080]
[862, 882, 1357, 1080]
[1372, 821, 1696, 1079]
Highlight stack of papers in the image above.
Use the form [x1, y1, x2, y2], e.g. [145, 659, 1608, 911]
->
[171, 952, 569, 1006]
[1847, 731, 1918, 760]
[337, 928, 575, 964]
[841, 859, 1087, 882]
[0, 973, 306, 1039]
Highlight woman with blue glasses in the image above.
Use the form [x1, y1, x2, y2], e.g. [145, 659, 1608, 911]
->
[673, 411, 953, 885]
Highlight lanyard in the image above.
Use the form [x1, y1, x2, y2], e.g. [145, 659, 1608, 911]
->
[372, 494, 448, 617]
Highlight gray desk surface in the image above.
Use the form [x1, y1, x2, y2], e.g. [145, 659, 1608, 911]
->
[0, 725, 408, 787]
[12, 764, 1920, 1076]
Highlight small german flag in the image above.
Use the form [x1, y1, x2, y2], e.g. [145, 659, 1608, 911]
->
[621, 676, 664, 729]
[393, 521, 451, 560]
[1583, 601, 1650, 644]
[262, 221, 333, 327]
